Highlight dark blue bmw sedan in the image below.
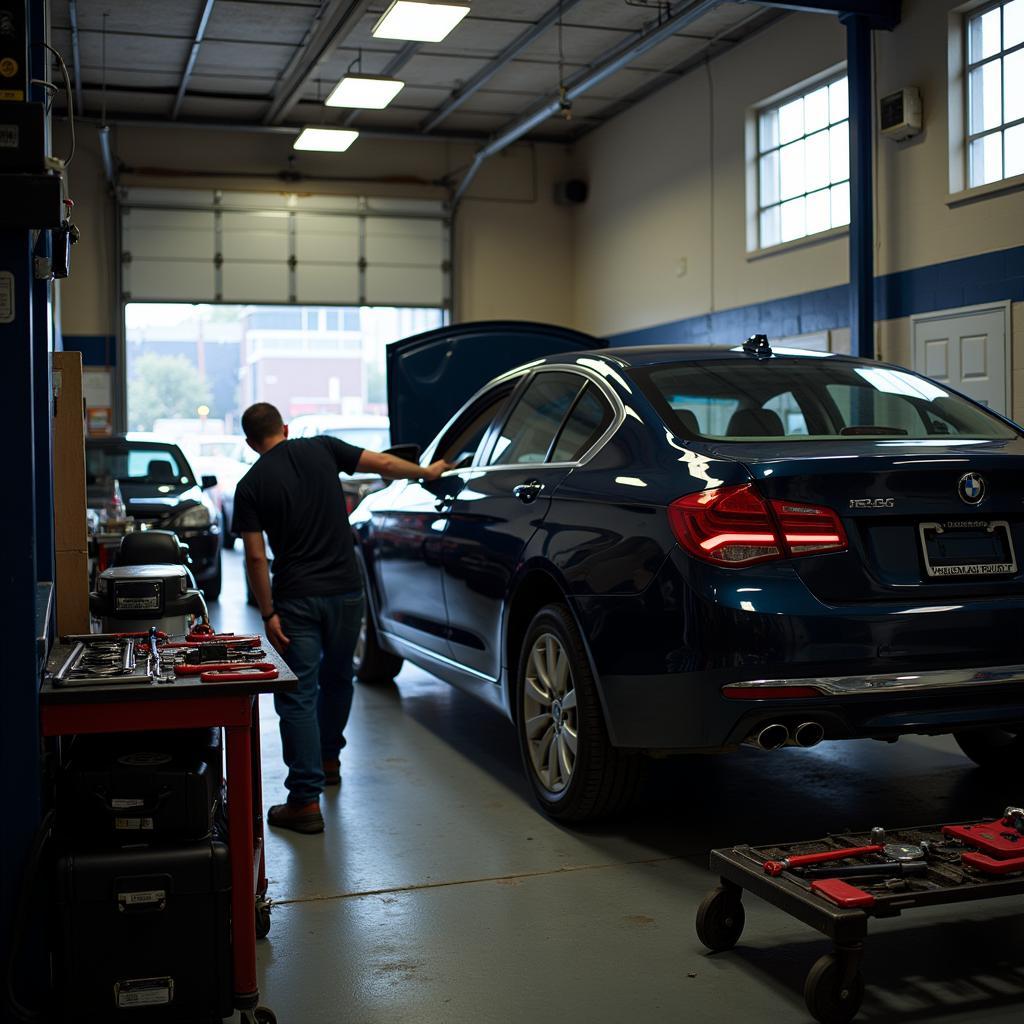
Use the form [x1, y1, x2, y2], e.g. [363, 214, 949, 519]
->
[352, 330, 1024, 822]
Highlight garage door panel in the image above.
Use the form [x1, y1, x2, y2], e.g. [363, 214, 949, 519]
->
[296, 266, 361, 306]
[366, 266, 445, 307]
[126, 260, 215, 302]
[123, 209, 215, 261]
[222, 211, 289, 260]
[120, 189, 448, 310]
[367, 218, 443, 267]
[296, 214, 360, 263]
[221, 263, 289, 304]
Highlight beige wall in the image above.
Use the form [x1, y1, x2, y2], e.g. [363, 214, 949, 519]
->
[570, 0, 1024, 339]
[57, 122, 575, 341]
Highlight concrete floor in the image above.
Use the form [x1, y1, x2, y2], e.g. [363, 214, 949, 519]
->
[211, 548, 1024, 1023]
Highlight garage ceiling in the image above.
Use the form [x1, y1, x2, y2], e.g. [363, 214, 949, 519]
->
[50, 0, 785, 143]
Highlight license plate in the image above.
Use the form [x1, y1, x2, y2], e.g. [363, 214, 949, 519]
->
[919, 520, 1017, 578]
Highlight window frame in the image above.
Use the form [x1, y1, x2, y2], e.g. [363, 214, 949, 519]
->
[481, 369, 588, 469]
[750, 66, 851, 253]
[963, 0, 1024, 188]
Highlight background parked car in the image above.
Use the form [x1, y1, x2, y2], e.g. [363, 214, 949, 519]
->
[86, 435, 224, 600]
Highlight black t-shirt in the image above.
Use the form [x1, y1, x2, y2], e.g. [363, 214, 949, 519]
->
[232, 436, 363, 600]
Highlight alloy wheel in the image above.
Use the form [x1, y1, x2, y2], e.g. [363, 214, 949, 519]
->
[522, 632, 578, 795]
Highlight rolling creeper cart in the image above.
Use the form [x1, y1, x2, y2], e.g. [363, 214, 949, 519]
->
[41, 636, 296, 1024]
[697, 814, 1024, 1024]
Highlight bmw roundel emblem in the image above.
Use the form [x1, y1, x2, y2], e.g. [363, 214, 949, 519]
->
[958, 472, 986, 505]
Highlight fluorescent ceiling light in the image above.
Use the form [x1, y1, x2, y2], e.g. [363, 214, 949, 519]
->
[372, 1, 470, 43]
[293, 127, 359, 152]
[325, 74, 405, 109]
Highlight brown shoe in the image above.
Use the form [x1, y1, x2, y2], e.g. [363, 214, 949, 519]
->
[322, 759, 341, 786]
[267, 800, 324, 834]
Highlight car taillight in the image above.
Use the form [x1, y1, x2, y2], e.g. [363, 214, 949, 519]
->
[668, 483, 846, 567]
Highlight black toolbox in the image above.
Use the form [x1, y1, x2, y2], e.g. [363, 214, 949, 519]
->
[58, 729, 222, 843]
[52, 841, 233, 1022]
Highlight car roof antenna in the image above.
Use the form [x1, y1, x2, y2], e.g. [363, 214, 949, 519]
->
[743, 334, 773, 359]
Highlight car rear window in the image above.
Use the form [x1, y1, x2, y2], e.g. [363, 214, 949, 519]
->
[636, 360, 1018, 441]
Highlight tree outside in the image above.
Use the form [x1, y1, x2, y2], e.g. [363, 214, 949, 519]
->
[128, 354, 213, 432]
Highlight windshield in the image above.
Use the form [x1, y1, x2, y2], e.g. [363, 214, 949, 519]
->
[322, 427, 390, 452]
[636, 360, 1018, 442]
[87, 444, 194, 490]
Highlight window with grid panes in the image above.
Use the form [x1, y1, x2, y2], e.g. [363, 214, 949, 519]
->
[966, 0, 1024, 187]
[757, 75, 850, 248]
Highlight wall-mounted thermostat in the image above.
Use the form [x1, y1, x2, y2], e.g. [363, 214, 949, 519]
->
[880, 87, 922, 141]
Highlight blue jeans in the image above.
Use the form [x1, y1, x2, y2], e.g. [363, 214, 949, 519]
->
[274, 591, 364, 805]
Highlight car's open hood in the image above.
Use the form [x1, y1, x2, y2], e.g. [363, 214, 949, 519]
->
[385, 320, 604, 450]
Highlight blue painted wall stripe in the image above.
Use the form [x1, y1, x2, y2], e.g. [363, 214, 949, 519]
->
[62, 334, 117, 366]
[610, 244, 1024, 348]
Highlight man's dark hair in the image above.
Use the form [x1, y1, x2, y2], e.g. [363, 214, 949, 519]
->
[242, 403, 285, 444]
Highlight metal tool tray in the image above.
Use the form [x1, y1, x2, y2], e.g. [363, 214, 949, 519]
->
[698, 822, 1024, 1024]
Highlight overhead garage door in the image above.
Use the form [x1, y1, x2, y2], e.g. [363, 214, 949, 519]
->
[119, 188, 450, 309]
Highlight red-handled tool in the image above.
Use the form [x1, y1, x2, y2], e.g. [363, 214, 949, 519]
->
[962, 850, 1024, 875]
[810, 878, 876, 908]
[175, 662, 263, 677]
[164, 636, 262, 650]
[763, 844, 883, 877]
[199, 663, 279, 683]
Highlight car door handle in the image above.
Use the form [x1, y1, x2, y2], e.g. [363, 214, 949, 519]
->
[513, 479, 544, 504]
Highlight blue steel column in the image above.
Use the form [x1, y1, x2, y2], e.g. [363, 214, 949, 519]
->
[842, 12, 875, 358]
[0, 0, 47, 1006]
[31, 0, 54, 584]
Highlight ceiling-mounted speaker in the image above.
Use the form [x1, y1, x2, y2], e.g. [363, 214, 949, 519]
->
[553, 179, 588, 205]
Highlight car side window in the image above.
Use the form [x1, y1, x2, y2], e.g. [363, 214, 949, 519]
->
[549, 384, 615, 463]
[487, 372, 585, 466]
[437, 386, 514, 468]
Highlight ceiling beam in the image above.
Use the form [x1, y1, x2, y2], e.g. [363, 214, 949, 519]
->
[171, 0, 217, 119]
[420, 0, 587, 134]
[451, 0, 724, 205]
[263, 0, 375, 125]
[67, 0, 84, 115]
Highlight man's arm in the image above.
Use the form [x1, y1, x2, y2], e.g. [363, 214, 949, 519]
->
[241, 531, 289, 653]
[357, 449, 452, 482]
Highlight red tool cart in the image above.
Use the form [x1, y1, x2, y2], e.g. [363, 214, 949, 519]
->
[41, 639, 296, 1024]
[698, 816, 1024, 1024]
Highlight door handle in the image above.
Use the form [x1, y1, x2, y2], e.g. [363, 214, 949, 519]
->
[513, 479, 544, 504]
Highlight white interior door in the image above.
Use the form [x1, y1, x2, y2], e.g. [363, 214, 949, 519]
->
[912, 304, 1010, 414]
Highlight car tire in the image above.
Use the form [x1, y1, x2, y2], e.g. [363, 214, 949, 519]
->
[202, 557, 223, 603]
[515, 603, 640, 823]
[354, 602, 403, 685]
[954, 727, 1024, 771]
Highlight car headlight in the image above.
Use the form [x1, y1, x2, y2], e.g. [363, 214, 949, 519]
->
[175, 505, 211, 529]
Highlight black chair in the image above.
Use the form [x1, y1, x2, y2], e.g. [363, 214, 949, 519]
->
[116, 530, 191, 569]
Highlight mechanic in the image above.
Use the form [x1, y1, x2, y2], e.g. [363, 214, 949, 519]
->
[233, 402, 451, 834]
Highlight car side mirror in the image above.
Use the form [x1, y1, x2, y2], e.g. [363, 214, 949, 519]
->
[201, 474, 218, 489]
[385, 443, 421, 464]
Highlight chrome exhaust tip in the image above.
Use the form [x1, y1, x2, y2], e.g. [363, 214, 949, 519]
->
[793, 721, 825, 748]
[747, 723, 789, 751]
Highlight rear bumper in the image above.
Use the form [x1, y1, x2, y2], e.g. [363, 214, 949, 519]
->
[599, 668, 1024, 749]
[725, 663, 1024, 698]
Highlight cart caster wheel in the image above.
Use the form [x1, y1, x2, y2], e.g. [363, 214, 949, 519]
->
[804, 953, 864, 1024]
[695, 886, 745, 952]
[255, 901, 272, 939]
